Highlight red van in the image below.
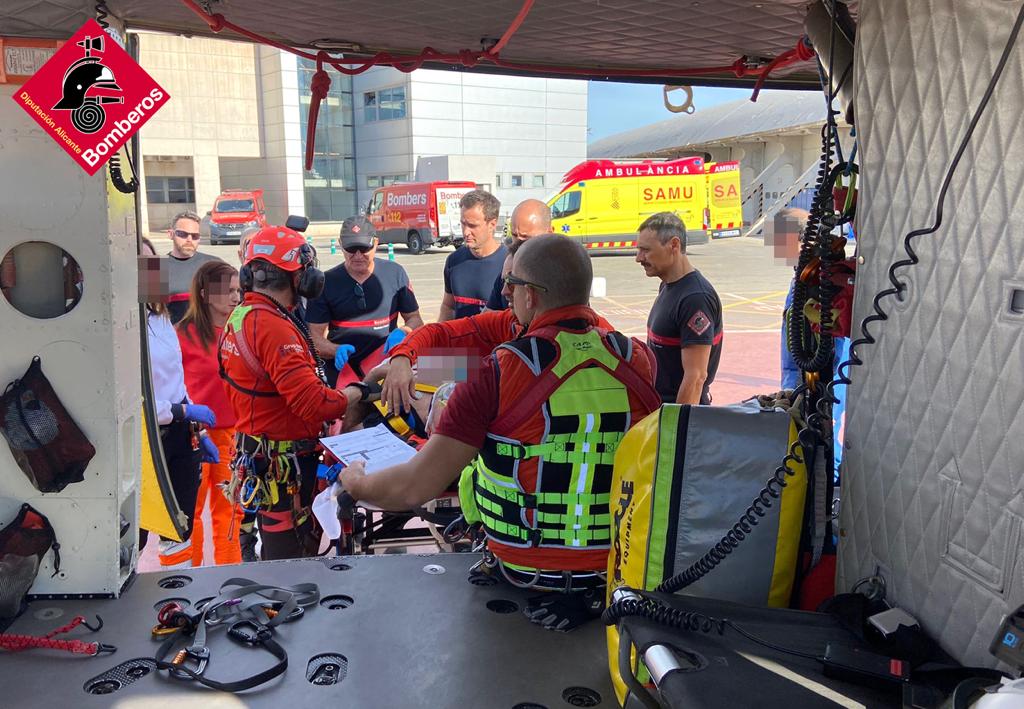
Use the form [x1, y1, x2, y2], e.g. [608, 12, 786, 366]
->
[365, 181, 477, 254]
[208, 189, 268, 245]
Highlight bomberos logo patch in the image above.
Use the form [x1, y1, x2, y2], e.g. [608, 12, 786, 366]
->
[12, 20, 169, 175]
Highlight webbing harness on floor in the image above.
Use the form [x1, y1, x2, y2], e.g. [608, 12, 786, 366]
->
[145, 577, 320, 692]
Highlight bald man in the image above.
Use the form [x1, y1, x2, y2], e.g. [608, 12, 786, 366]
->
[341, 235, 660, 629]
[484, 198, 552, 310]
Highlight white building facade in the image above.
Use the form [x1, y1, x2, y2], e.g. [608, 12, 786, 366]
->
[353, 67, 588, 217]
[136, 34, 588, 232]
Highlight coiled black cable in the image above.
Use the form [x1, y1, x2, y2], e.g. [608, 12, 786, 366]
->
[604, 589, 822, 662]
[603, 593, 726, 635]
[95, 1, 140, 194]
[94, 0, 110, 26]
[786, 117, 838, 372]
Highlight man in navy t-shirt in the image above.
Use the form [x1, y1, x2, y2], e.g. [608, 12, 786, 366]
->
[307, 217, 424, 387]
[440, 189, 506, 321]
[637, 212, 723, 404]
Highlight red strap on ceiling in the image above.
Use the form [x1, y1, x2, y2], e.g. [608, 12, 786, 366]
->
[178, 0, 815, 170]
[306, 51, 331, 172]
[750, 36, 817, 102]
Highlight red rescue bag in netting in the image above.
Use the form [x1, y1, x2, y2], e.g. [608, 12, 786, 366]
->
[0, 356, 95, 493]
[0, 503, 61, 618]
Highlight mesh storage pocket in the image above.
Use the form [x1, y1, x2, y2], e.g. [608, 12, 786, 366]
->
[0, 356, 95, 493]
[0, 503, 60, 618]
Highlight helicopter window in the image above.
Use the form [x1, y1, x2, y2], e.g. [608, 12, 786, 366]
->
[1, 242, 83, 319]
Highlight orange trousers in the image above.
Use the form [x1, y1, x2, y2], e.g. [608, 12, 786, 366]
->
[191, 428, 243, 565]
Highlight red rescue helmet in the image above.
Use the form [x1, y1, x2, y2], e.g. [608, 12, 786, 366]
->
[241, 225, 324, 299]
[243, 225, 310, 272]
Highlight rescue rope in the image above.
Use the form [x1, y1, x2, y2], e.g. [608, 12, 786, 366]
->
[750, 36, 816, 102]
[176, 0, 815, 168]
[0, 615, 114, 656]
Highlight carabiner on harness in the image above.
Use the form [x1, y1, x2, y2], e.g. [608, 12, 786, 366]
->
[168, 645, 210, 680]
[227, 619, 272, 645]
[240, 475, 265, 512]
[203, 597, 243, 626]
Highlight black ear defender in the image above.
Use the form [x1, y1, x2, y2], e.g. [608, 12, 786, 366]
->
[239, 263, 253, 292]
[295, 243, 325, 299]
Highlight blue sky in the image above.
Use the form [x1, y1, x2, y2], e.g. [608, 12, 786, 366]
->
[586, 83, 752, 143]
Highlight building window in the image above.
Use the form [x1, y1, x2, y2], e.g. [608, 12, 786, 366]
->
[146, 176, 195, 204]
[364, 86, 406, 122]
[495, 174, 502, 188]
[532, 174, 545, 188]
[367, 174, 408, 188]
[511, 174, 524, 188]
[298, 57, 357, 221]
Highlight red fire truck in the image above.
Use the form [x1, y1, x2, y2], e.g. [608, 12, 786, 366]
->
[365, 181, 477, 254]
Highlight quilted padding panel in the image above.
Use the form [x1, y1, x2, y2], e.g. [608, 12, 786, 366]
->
[1, 0, 835, 87]
[838, 0, 1024, 668]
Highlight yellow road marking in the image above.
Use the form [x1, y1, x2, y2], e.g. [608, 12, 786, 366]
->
[722, 290, 788, 310]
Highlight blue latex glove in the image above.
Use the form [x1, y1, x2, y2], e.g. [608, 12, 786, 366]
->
[317, 463, 342, 483]
[334, 344, 356, 371]
[383, 328, 407, 355]
[199, 435, 220, 464]
[185, 404, 216, 427]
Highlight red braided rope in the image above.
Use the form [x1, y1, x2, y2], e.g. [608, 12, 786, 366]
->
[304, 51, 332, 171]
[750, 37, 817, 102]
[0, 615, 99, 655]
[490, 0, 535, 54]
[42, 614, 85, 638]
[178, 0, 814, 81]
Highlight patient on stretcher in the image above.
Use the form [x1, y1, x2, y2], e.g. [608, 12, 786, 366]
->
[321, 360, 462, 553]
[337, 359, 448, 446]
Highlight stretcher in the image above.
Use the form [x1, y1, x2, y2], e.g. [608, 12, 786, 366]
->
[327, 369, 464, 556]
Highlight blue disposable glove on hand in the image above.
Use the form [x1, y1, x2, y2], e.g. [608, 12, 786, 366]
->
[334, 344, 356, 370]
[199, 435, 220, 464]
[383, 328, 407, 355]
[184, 404, 216, 427]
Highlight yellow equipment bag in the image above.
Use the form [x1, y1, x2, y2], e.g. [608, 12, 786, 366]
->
[606, 402, 809, 703]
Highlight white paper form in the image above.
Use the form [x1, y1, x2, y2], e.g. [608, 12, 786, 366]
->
[319, 424, 417, 474]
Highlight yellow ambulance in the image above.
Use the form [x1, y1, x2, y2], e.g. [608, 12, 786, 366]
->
[705, 161, 744, 238]
[547, 157, 710, 250]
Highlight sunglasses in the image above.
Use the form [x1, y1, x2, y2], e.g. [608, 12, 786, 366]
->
[353, 283, 367, 310]
[344, 245, 373, 255]
[504, 273, 548, 292]
[173, 229, 201, 241]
